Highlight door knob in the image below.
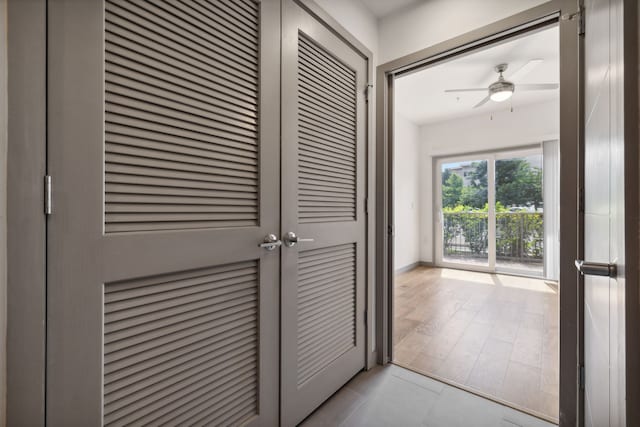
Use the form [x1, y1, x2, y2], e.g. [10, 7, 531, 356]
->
[574, 260, 617, 277]
[283, 232, 314, 247]
[259, 234, 282, 251]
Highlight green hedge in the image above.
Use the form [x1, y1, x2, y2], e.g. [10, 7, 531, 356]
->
[443, 207, 543, 260]
[496, 212, 543, 260]
[443, 212, 488, 255]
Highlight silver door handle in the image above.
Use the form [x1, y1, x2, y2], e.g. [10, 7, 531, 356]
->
[259, 234, 282, 251]
[283, 231, 314, 247]
[574, 260, 617, 277]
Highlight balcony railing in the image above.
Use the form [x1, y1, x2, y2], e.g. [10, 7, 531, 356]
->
[443, 211, 543, 266]
[443, 211, 489, 258]
[496, 212, 543, 264]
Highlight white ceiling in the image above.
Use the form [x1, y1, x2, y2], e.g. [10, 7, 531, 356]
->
[394, 25, 559, 125]
[359, 0, 422, 18]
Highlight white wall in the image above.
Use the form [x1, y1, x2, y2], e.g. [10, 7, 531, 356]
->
[421, 99, 559, 157]
[378, 0, 548, 63]
[402, 100, 559, 263]
[317, 0, 549, 65]
[418, 143, 434, 263]
[393, 114, 421, 270]
[313, 0, 379, 60]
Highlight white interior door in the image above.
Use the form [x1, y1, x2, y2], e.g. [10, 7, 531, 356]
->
[581, 0, 626, 425]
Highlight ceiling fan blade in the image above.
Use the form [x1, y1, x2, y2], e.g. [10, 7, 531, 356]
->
[517, 83, 559, 91]
[444, 88, 487, 93]
[509, 59, 543, 81]
[473, 95, 490, 109]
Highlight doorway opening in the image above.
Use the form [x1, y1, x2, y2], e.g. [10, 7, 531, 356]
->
[391, 23, 560, 423]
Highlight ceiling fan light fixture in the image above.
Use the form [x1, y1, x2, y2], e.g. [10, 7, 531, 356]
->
[445, 62, 556, 110]
[489, 80, 515, 102]
[490, 89, 513, 102]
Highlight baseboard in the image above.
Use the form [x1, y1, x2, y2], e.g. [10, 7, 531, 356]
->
[366, 350, 378, 370]
[419, 261, 436, 268]
[394, 261, 435, 274]
[394, 261, 419, 274]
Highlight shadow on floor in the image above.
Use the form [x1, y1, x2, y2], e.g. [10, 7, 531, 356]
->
[300, 364, 556, 427]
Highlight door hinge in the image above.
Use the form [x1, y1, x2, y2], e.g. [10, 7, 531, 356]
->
[44, 175, 52, 215]
[364, 197, 369, 215]
[579, 365, 585, 390]
[579, 185, 585, 214]
[388, 224, 394, 236]
[561, 6, 585, 36]
[365, 84, 373, 102]
[364, 309, 368, 326]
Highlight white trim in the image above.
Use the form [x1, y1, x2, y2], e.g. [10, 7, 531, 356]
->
[394, 261, 435, 274]
[488, 156, 497, 270]
[542, 140, 560, 281]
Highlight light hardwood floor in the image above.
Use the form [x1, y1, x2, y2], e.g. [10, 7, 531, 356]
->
[393, 267, 559, 422]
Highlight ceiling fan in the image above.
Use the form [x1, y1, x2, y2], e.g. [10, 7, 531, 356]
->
[444, 60, 559, 108]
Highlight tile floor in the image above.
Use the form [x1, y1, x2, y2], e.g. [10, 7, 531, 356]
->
[392, 267, 559, 421]
[300, 364, 555, 427]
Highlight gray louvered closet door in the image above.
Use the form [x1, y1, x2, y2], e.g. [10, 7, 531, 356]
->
[46, 0, 280, 425]
[280, 1, 368, 425]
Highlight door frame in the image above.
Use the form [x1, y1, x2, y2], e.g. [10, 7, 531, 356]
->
[620, 0, 639, 424]
[433, 145, 545, 278]
[4, 0, 376, 423]
[375, 1, 584, 425]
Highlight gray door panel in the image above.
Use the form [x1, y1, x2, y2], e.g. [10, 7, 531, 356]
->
[47, 0, 280, 425]
[281, 1, 368, 425]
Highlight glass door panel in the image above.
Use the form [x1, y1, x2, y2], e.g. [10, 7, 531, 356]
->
[494, 154, 544, 275]
[440, 160, 489, 266]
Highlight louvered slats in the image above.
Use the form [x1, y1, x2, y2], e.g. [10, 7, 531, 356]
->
[297, 34, 357, 223]
[103, 260, 259, 426]
[104, 0, 260, 233]
[296, 244, 356, 386]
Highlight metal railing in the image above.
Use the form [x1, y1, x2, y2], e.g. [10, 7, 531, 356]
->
[496, 212, 543, 264]
[443, 211, 543, 265]
[442, 212, 488, 258]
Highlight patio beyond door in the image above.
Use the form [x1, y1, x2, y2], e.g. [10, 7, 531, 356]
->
[436, 149, 546, 277]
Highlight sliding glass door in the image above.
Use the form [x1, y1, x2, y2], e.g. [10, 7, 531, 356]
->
[495, 153, 544, 275]
[436, 149, 544, 277]
[439, 159, 490, 267]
